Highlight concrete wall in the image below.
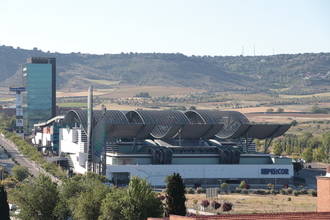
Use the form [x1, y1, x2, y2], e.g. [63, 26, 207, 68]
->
[107, 164, 293, 186]
[59, 128, 81, 154]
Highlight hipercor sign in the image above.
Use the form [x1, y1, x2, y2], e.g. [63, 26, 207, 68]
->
[261, 168, 289, 175]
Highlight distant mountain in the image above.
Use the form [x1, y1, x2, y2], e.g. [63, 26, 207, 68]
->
[1, 45, 330, 94]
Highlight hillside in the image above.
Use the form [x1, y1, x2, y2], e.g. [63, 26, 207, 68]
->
[1, 45, 330, 94]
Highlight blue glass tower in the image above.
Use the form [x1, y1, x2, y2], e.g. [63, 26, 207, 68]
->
[23, 57, 56, 133]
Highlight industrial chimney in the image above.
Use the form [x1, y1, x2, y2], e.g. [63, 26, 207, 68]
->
[87, 86, 93, 172]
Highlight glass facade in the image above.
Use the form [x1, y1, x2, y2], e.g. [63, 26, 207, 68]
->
[24, 63, 54, 132]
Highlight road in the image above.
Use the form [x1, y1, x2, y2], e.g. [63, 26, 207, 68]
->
[0, 134, 61, 183]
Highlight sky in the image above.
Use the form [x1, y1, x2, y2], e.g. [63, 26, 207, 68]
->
[0, 0, 329, 56]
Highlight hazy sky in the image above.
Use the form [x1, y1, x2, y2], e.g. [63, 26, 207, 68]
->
[1, 0, 329, 56]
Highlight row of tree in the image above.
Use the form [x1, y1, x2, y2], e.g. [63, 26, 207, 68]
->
[7, 172, 186, 220]
[272, 132, 330, 162]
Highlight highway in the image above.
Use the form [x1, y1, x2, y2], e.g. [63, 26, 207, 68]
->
[0, 133, 61, 183]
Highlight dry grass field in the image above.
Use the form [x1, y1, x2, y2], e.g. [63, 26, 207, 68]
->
[98, 85, 205, 98]
[56, 86, 204, 98]
[186, 193, 316, 214]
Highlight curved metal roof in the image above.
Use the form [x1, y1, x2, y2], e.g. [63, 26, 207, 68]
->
[63, 110, 104, 134]
[178, 110, 223, 139]
[226, 123, 292, 139]
[62, 109, 290, 140]
[215, 111, 250, 139]
[128, 110, 189, 139]
[101, 111, 143, 138]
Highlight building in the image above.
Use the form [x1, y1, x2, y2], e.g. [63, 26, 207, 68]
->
[317, 166, 330, 212]
[23, 57, 56, 133]
[41, 108, 293, 186]
[148, 167, 330, 220]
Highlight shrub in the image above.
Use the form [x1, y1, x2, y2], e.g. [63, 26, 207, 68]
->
[12, 165, 29, 182]
[235, 188, 242, 193]
[239, 181, 247, 189]
[200, 200, 210, 208]
[222, 202, 233, 212]
[254, 189, 266, 195]
[196, 187, 206, 194]
[186, 187, 195, 194]
[241, 189, 249, 194]
[280, 189, 287, 195]
[293, 190, 299, 196]
[299, 189, 308, 195]
[267, 183, 274, 190]
[310, 190, 317, 197]
[220, 183, 229, 193]
[287, 197, 292, 201]
[287, 187, 293, 194]
[270, 189, 277, 195]
[211, 201, 221, 210]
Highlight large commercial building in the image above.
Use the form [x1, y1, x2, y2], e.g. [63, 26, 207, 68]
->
[23, 57, 56, 133]
[33, 108, 294, 187]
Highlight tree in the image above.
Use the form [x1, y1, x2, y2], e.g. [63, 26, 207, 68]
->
[71, 182, 110, 220]
[302, 147, 313, 163]
[313, 147, 326, 162]
[99, 189, 126, 220]
[322, 132, 330, 156]
[11, 175, 59, 220]
[122, 177, 163, 220]
[12, 165, 29, 181]
[165, 173, 186, 216]
[273, 143, 283, 156]
[0, 185, 10, 220]
[58, 172, 110, 220]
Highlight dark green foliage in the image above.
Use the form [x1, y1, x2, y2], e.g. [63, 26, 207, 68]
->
[99, 189, 126, 220]
[165, 173, 186, 216]
[310, 190, 317, 197]
[302, 147, 313, 162]
[0, 185, 10, 220]
[135, 92, 151, 98]
[99, 177, 163, 220]
[11, 175, 59, 220]
[293, 190, 299, 196]
[58, 172, 110, 220]
[121, 177, 163, 220]
[12, 165, 29, 181]
[273, 132, 330, 163]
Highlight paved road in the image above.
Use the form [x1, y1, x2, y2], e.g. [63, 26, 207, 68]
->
[0, 134, 61, 183]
